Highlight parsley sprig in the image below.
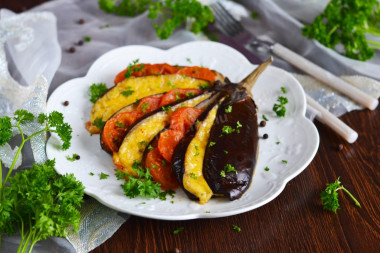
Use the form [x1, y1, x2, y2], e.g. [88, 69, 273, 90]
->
[99, 0, 214, 40]
[0, 109, 84, 253]
[273, 96, 288, 117]
[321, 177, 361, 213]
[89, 83, 108, 103]
[302, 0, 380, 61]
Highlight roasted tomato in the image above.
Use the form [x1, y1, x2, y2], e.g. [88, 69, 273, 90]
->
[159, 88, 201, 107]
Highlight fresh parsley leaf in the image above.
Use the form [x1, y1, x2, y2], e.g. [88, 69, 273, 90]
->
[273, 96, 288, 117]
[222, 125, 235, 134]
[14, 109, 34, 124]
[281, 87, 287, 94]
[321, 177, 361, 213]
[282, 160, 288, 164]
[232, 225, 241, 232]
[302, 0, 380, 61]
[124, 59, 140, 78]
[89, 83, 108, 103]
[66, 153, 79, 161]
[90, 172, 95, 176]
[84, 36, 91, 42]
[0, 116, 12, 146]
[264, 167, 270, 171]
[262, 114, 269, 121]
[92, 117, 106, 130]
[121, 89, 135, 97]
[100, 172, 109, 180]
[225, 105, 232, 113]
[173, 226, 184, 235]
[220, 170, 226, 178]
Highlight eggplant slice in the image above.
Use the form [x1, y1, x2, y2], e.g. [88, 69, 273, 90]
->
[172, 58, 273, 203]
[87, 74, 220, 134]
[115, 92, 213, 177]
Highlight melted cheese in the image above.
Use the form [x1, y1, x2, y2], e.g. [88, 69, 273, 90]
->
[89, 74, 209, 133]
[183, 105, 218, 204]
[117, 93, 212, 177]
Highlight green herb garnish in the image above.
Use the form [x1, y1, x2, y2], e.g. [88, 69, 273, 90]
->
[84, 36, 91, 42]
[302, 0, 380, 61]
[264, 167, 270, 171]
[121, 89, 135, 97]
[273, 96, 288, 117]
[89, 83, 108, 103]
[100, 172, 109, 180]
[321, 177, 361, 213]
[162, 105, 172, 111]
[282, 160, 288, 164]
[262, 114, 269, 121]
[190, 173, 198, 179]
[173, 226, 184, 235]
[232, 225, 241, 232]
[93, 117, 106, 129]
[116, 121, 125, 128]
[222, 125, 235, 134]
[200, 83, 209, 89]
[209, 141, 216, 147]
[66, 153, 79, 161]
[225, 105, 232, 113]
[281, 87, 287, 94]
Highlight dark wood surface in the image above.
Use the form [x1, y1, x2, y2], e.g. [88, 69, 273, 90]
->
[2, 1, 379, 253]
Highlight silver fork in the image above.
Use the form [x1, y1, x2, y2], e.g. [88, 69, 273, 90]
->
[209, 1, 378, 111]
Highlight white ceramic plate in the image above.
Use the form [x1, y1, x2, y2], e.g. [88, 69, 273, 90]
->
[46, 41, 319, 220]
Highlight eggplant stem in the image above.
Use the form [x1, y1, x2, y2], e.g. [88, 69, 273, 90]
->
[241, 57, 273, 94]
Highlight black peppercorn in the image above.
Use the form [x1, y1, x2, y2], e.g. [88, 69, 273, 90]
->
[259, 121, 266, 127]
[263, 133, 269, 139]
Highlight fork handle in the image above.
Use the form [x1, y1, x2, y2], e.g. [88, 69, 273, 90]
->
[272, 43, 378, 110]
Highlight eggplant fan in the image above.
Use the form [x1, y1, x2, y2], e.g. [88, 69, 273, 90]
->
[91, 59, 273, 204]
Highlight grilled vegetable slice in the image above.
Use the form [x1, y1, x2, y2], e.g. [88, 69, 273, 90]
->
[87, 74, 214, 134]
[116, 93, 213, 177]
[203, 84, 259, 200]
[172, 98, 223, 204]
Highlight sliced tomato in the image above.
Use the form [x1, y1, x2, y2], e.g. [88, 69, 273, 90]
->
[177, 66, 215, 82]
[101, 111, 143, 153]
[158, 107, 203, 162]
[159, 88, 202, 107]
[114, 63, 215, 84]
[158, 130, 184, 162]
[136, 96, 162, 114]
[114, 63, 180, 84]
[145, 147, 179, 190]
[169, 107, 204, 133]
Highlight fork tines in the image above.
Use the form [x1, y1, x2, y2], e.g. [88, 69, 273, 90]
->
[210, 2, 244, 37]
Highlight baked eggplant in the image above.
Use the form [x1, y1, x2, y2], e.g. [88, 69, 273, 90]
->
[172, 58, 273, 203]
[87, 73, 223, 134]
[114, 92, 214, 177]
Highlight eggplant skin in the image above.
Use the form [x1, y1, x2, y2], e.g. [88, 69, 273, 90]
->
[203, 88, 259, 201]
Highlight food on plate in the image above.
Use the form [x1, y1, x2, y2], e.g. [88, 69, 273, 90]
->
[90, 59, 272, 203]
[86, 63, 224, 134]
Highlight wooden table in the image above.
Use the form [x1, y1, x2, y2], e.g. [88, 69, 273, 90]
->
[3, 1, 380, 252]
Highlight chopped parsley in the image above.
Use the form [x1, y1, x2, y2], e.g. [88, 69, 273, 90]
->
[162, 105, 172, 111]
[223, 150, 229, 154]
[93, 117, 106, 129]
[116, 121, 125, 128]
[90, 172, 94, 176]
[200, 83, 209, 89]
[124, 59, 144, 78]
[221, 164, 237, 177]
[186, 92, 194, 98]
[273, 96, 288, 117]
[281, 87, 287, 94]
[173, 226, 184, 235]
[282, 160, 288, 164]
[276, 141, 280, 145]
[161, 159, 167, 166]
[100, 172, 109, 180]
[121, 89, 135, 97]
[262, 114, 269, 121]
[232, 225, 241, 232]
[167, 81, 176, 88]
[264, 167, 270, 171]
[209, 141, 216, 147]
[175, 92, 181, 101]
[190, 172, 198, 179]
[225, 105, 232, 113]
[84, 36, 91, 42]
[148, 145, 154, 151]
[186, 57, 192, 63]
[140, 102, 150, 113]
[66, 153, 79, 161]
[222, 125, 235, 134]
[89, 83, 108, 103]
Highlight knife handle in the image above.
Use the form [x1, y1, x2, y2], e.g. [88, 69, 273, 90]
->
[306, 95, 358, 143]
[272, 43, 378, 110]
